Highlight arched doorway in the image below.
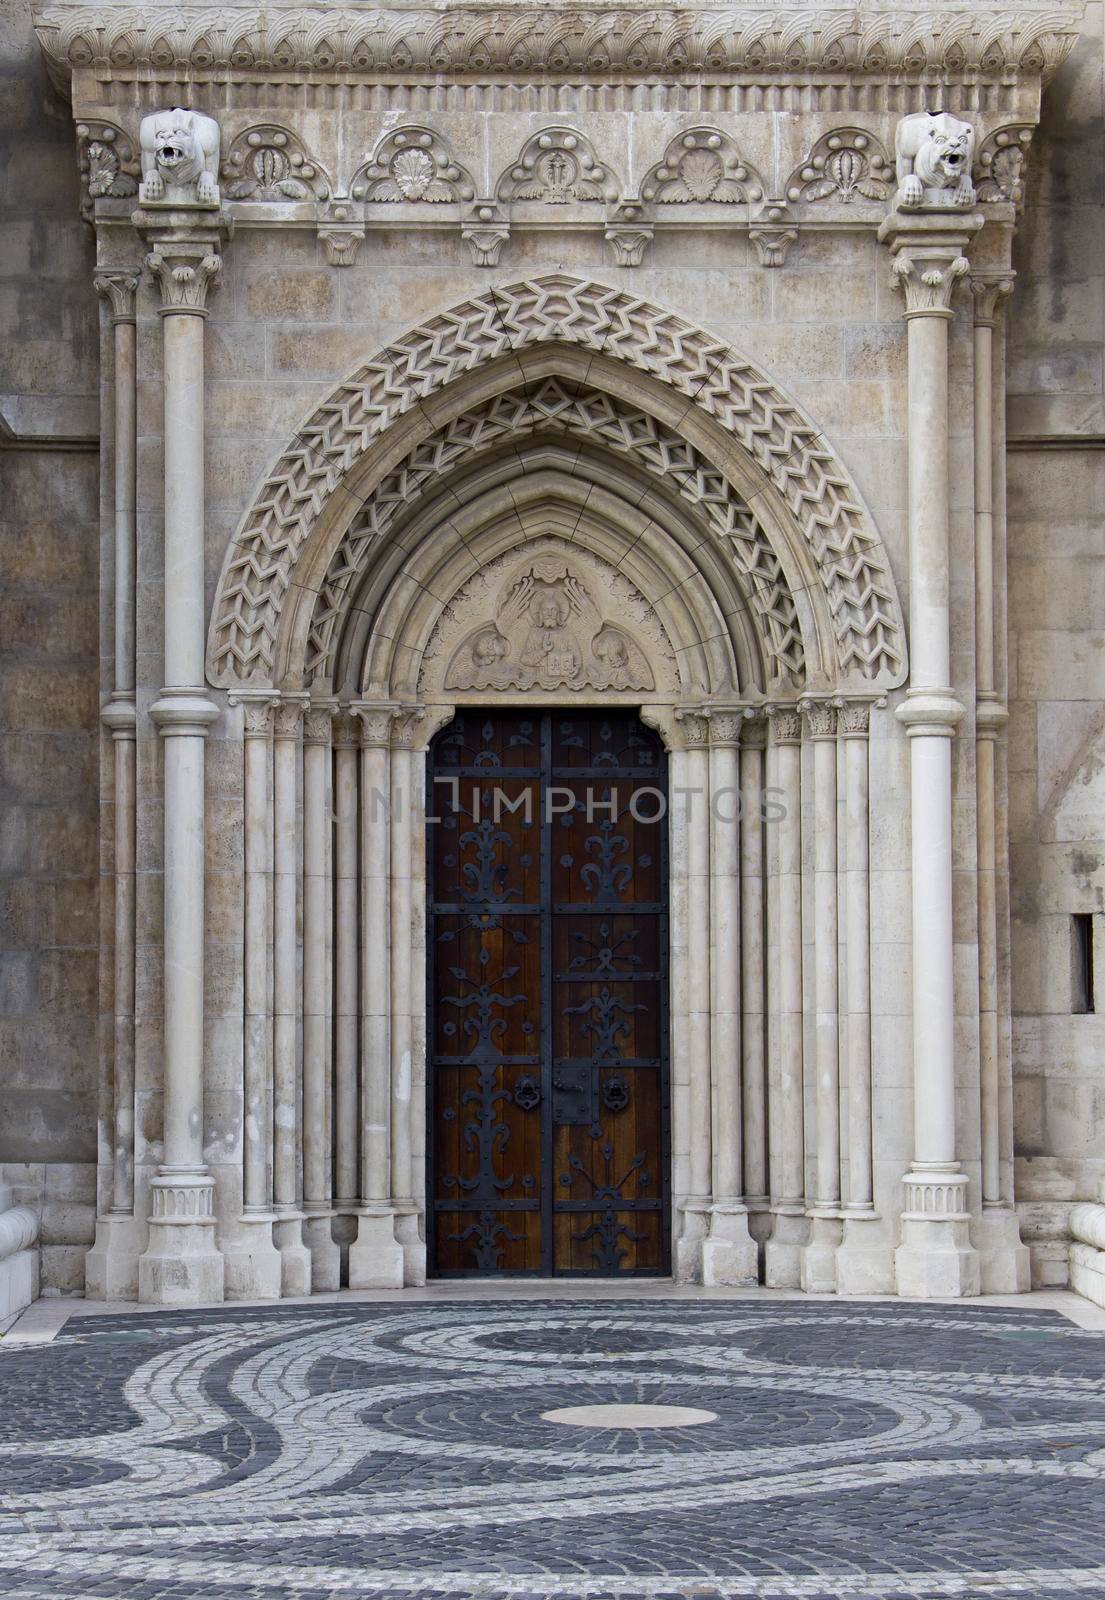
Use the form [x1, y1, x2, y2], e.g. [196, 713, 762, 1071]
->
[427, 709, 670, 1277]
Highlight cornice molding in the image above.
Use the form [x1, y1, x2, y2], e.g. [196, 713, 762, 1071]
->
[34, 5, 1083, 91]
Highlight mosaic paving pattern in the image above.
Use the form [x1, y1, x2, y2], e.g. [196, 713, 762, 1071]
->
[1, 1298, 1104, 1598]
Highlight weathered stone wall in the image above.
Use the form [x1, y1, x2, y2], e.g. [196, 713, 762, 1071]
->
[0, 0, 100, 1291]
[1007, 3, 1105, 1282]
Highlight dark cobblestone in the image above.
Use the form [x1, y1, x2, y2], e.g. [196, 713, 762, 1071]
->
[0, 1299, 1102, 1599]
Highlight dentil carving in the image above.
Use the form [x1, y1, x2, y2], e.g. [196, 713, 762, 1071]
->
[424, 543, 673, 697]
[894, 111, 976, 211]
[139, 108, 221, 207]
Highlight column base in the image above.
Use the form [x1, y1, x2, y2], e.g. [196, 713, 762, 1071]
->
[800, 1212, 842, 1294]
[700, 1204, 759, 1287]
[0, 1186, 38, 1319]
[975, 1206, 1031, 1295]
[674, 1200, 710, 1283]
[348, 1209, 404, 1289]
[273, 1212, 313, 1299]
[835, 1211, 896, 1296]
[302, 1211, 341, 1292]
[138, 1173, 224, 1307]
[84, 1212, 145, 1302]
[894, 1171, 979, 1299]
[395, 1206, 427, 1287]
[222, 1213, 283, 1301]
[764, 1206, 808, 1288]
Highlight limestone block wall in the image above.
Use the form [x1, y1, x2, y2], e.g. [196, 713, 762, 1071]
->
[0, 0, 100, 1293]
[1006, 3, 1105, 1286]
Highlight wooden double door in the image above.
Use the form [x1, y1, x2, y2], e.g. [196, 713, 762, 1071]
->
[427, 709, 671, 1277]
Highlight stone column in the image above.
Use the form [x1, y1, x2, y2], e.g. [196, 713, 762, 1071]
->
[390, 709, 427, 1284]
[801, 700, 841, 1292]
[332, 712, 361, 1215]
[764, 706, 806, 1286]
[835, 700, 891, 1292]
[349, 703, 403, 1289]
[272, 697, 312, 1296]
[702, 710, 757, 1285]
[740, 717, 770, 1242]
[673, 710, 712, 1281]
[301, 703, 340, 1289]
[86, 269, 142, 1301]
[222, 695, 282, 1298]
[971, 272, 1031, 1293]
[879, 210, 981, 1298]
[138, 230, 224, 1306]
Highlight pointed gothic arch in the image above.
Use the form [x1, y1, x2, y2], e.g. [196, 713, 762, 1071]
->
[205, 274, 906, 698]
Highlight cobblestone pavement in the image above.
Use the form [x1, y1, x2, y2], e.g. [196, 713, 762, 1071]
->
[1, 1297, 1104, 1599]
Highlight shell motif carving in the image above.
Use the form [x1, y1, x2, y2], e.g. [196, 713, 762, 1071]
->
[355, 127, 476, 204]
[641, 128, 762, 205]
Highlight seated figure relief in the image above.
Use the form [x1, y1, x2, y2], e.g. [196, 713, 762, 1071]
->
[434, 548, 660, 694]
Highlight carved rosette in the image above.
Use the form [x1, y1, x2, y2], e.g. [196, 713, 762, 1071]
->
[767, 706, 802, 745]
[801, 700, 837, 740]
[145, 242, 222, 315]
[971, 272, 1016, 326]
[93, 268, 140, 325]
[889, 248, 971, 317]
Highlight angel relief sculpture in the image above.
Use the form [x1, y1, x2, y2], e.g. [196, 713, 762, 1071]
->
[443, 557, 655, 692]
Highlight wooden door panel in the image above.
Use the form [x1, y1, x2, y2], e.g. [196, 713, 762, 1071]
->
[428, 708, 669, 1277]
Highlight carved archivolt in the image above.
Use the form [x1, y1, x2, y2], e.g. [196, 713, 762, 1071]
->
[306, 379, 802, 688]
[421, 542, 673, 697]
[206, 274, 905, 691]
[36, 7, 1082, 85]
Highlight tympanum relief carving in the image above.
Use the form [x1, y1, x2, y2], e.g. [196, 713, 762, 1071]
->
[420, 543, 677, 698]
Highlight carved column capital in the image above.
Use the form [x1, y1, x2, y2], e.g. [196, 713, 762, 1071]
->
[707, 708, 751, 748]
[673, 707, 711, 750]
[971, 272, 1016, 327]
[94, 268, 140, 324]
[230, 691, 280, 738]
[766, 705, 802, 746]
[302, 701, 336, 745]
[331, 710, 361, 750]
[273, 697, 307, 741]
[878, 211, 981, 320]
[391, 707, 427, 751]
[837, 700, 874, 738]
[800, 699, 837, 740]
[144, 236, 222, 316]
[351, 701, 398, 747]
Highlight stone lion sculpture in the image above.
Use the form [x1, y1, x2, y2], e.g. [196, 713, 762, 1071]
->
[139, 108, 221, 206]
[895, 111, 975, 210]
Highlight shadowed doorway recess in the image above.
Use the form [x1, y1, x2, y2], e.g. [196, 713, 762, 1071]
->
[427, 709, 670, 1277]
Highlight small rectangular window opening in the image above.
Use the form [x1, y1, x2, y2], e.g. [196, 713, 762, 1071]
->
[1072, 913, 1095, 1015]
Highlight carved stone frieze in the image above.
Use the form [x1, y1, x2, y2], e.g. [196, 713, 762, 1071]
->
[355, 126, 475, 204]
[498, 128, 619, 206]
[420, 541, 675, 698]
[139, 107, 221, 208]
[785, 128, 892, 206]
[893, 112, 976, 212]
[221, 125, 331, 201]
[640, 128, 762, 205]
[35, 8, 1084, 87]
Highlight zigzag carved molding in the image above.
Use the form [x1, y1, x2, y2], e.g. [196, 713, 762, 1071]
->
[205, 274, 906, 690]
